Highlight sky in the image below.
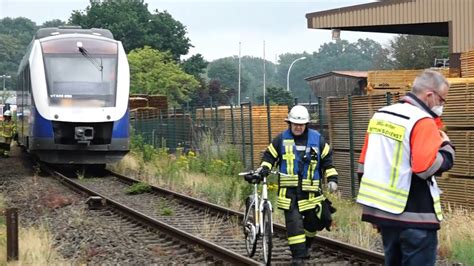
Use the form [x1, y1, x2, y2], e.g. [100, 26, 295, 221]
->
[0, 0, 396, 63]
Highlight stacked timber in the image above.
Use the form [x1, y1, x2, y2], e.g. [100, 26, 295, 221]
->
[129, 94, 168, 120]
[367, 69, 457, 95]
[437, 177, 474, 209]
[129, 94, 168, 111]
[326, 93, 400, 151]
[332, 151, 360, 199]
[442, 78, 474, 127]
[130, 107, 161, 120]
[196, 105, 288, 169]
[326, 94, 398, 198]
[147, 95, 168, 110]
[439, 78, 474, 208]
[129, 97, 148, 109]
[460, 50, 474, 77]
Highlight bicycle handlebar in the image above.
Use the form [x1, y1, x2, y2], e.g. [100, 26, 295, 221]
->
[238, 170, 292, 177]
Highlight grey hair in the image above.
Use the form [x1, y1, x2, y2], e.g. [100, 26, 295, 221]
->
[412, 69, 449, 94]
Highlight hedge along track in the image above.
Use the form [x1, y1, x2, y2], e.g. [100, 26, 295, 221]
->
[48, 166, 384, 265]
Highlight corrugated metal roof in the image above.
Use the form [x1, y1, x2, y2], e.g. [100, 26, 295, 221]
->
[305, 71, 368, 81]
[306, 0, 474, 54]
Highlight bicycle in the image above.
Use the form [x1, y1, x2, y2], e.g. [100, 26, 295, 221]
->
[239, 170, 288, 265]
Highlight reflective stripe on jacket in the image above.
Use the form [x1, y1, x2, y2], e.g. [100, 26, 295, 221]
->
[1, 120, 16, 138]
[356, 102, 443, 221]
[277, 129, 324, 211]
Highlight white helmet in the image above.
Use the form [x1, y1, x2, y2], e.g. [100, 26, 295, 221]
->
[3, 110, 11, 117]
[286, 105, 310, 124]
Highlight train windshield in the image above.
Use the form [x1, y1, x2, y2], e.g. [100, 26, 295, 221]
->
[41, 38, 118, 107]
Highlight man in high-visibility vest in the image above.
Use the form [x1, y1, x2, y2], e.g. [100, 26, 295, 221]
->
[357, 70, 455, 265]
[0, 110, 16, 158]
[256, 105, 338, 264]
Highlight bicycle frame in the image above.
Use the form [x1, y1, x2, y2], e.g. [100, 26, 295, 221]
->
[241, 170, 277, 265]
[258, 176, 273, 235]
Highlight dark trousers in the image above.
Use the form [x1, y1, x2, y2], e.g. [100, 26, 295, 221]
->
[380, 227, 437, 266]
[284, 187, 319, 259]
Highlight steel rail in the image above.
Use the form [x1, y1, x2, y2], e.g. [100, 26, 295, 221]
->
[109, 170, 385, 264]
[45, 166, 259, 265]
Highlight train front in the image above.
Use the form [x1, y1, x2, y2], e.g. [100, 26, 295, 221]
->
[30, 34, 130, 164]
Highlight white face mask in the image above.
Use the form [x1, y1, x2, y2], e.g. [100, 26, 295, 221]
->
[430, 93, 444, 116]
[431, 105, 443, 116]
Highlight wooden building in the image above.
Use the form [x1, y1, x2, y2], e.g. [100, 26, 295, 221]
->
[305, 71, 368, 98]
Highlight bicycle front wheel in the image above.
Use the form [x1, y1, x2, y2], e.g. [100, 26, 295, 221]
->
[262, 203, 273, 265]
[244, 198, 257, 257]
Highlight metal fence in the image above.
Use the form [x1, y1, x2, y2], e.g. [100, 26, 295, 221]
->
[130, 97, 330, 171]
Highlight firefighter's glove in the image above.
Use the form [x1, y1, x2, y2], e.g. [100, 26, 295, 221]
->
[327, 181, 338, 193]
[256, 165, 270, 178]
[244, 173, 261, 184]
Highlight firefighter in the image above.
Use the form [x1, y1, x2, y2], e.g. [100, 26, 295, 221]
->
[0, 110, 16, 158]
[257, 105, 338, 264]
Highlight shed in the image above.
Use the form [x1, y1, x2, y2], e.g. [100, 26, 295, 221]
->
[306, 0, 474, 73]
[305, 71, 368, 98]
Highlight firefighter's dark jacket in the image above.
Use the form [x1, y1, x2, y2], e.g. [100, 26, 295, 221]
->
[261, 127, 338, 184]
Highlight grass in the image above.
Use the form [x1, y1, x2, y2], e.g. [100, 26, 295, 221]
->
[111, 133, 474, 263]
[317, 193, 381, 251]
[156, 199, 175, 216]
[125, 182, 152, 195]
[0, 194, 65, 265]
[438, 204, 474, 265]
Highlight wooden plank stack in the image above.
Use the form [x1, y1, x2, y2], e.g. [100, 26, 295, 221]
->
[442, 78, 474, 127]
[332, 151, 360, 199]
[326, 94, 399, 198]
[460, 50, 474, 77]
[130, 107, 162, 120]
[437, 177, 474, 209]
[366, 68, 457, 95]
[326, 94, 399, 151]
[196, 105, 288, 169]
[147, 95, 168, 110]
[129, 97, 148, 109]
[436, 78, 474, 209]
[129, 94, 168, 119]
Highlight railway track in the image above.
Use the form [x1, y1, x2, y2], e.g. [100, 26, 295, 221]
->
[47, 166, 384, 265]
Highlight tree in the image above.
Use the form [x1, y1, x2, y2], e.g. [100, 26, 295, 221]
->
[260, 87, 293, 106]
[69, 0, 191, 59]
[240, 56, 279, 102]
[207, 57, 250, 103]
[0, 17, 38, 90]
[181, 54, 208, 78]
[390, 35, 449, 69]
[208, 79, 234, 105]
[276, 39, 392, 102]
[41, 19, 66, 28]
[0, 17, 37, 46]
[128, 46, 199, 105]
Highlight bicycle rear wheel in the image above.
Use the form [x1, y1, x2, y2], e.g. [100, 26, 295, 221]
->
[262, 203, 273, 265]
[244, 197, 257, 257]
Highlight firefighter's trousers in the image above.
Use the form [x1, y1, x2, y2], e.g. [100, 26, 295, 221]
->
[283, 186, 320, 259]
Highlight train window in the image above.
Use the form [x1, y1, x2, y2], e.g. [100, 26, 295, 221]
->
[43, 54, 117, 107]
[41, 38, 119, 107]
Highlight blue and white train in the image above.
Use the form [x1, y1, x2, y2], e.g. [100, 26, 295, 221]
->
[16, 27, 130, 165]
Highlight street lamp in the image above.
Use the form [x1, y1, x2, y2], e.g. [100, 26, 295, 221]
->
[1, 75, 11, 105]
[286, 56, 306, 92]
